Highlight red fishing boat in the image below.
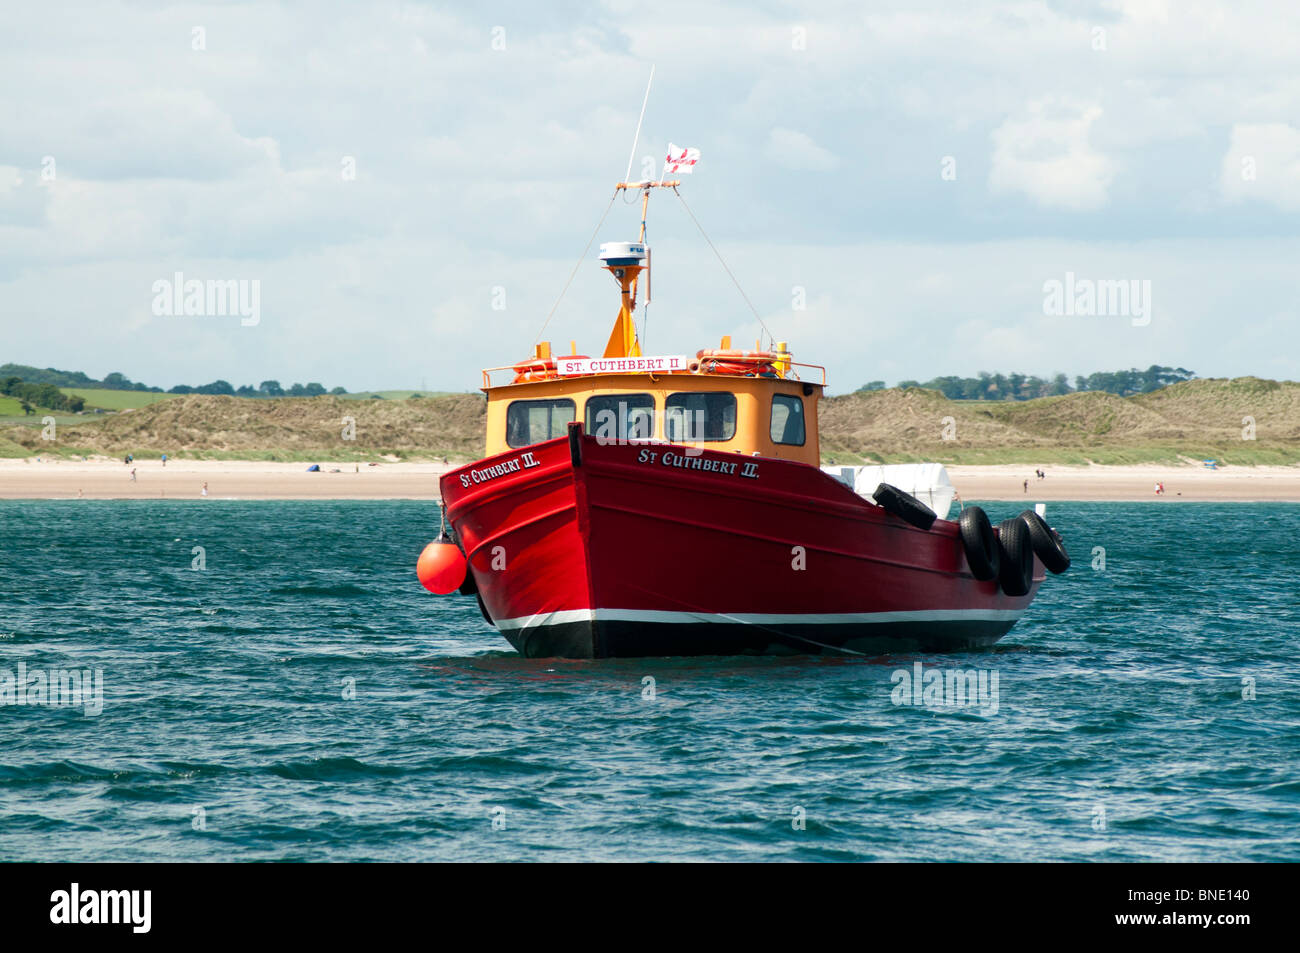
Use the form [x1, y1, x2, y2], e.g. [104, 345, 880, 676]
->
[418, 177, 1070, 658]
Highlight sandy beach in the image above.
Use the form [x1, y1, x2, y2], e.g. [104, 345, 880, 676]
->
[2, 456, 1299, 502]
[0, 458, 454, 500]
[946, 463, 1300, 502]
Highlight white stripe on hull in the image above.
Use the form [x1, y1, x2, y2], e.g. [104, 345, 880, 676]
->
[495, 607, 1025, 632]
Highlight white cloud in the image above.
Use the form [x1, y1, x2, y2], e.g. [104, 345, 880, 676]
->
[0, 165, 49, 230]
[765, 128, 840, 171]
[2, 0, 1300, 388]
[989, 99, 1116, 211]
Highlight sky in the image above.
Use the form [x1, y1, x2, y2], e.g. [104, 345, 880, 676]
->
[2, 0, 1299, 394]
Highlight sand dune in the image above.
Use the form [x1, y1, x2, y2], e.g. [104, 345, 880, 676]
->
[6, 378, 1300, 468]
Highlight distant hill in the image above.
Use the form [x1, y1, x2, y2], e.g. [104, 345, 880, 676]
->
[882, 364, 1198, 401]
[337, 390, 457, 401]
[4, 378, 1299, 464]
[0, 363, 100, 389]
[0, 363, 351, 399]
[820, 377, 1300, 465]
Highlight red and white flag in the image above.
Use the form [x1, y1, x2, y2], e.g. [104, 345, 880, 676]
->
[664, 143, 700, 175]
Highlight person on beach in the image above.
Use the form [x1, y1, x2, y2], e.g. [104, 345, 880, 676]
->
[1023, 479, 1029, 493]
[130, 467, 137, 482]
[201, 482, 208, 497]
[161, 453, 167, 467]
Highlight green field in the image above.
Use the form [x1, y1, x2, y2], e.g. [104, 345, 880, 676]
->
[0, 395, 84, 427]
[0, 396, 87, 438]
[57, 388, 177, 411]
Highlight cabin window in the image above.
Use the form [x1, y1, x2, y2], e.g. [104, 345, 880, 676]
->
[505, 398, 576, 448]
[585, 393, 655, 442]
[664, 392, 736, 443]
[770, 394, 806, 445]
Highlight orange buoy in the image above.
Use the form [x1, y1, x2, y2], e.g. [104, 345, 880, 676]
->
[417, 540, 467, 594]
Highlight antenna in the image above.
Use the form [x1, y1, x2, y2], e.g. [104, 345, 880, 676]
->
[622, 65, 655, 184]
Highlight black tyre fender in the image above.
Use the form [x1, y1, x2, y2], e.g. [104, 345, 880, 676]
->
[873, 483, 937, 531]
[457, 564, 479, 596]
[996, 517, 1034, 597]
[1018, 509, 1070, 574]
[958, 506, 1000, 581]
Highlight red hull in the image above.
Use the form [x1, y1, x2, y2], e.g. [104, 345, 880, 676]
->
[441, 427, 1043, 658]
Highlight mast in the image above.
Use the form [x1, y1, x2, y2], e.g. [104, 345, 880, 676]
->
[600, 180, 678, 359]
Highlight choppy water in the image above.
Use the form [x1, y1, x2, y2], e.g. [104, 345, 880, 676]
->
[0, 499, 1296, 861]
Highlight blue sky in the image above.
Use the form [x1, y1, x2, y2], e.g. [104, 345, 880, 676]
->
[2, 0, 1299, 393]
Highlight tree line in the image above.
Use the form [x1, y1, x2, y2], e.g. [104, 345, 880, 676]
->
[1, 376, 85, 414]
[858, 365, 1196, 400]
[167, 380, 347, 397]
[0, 364, 349, 397]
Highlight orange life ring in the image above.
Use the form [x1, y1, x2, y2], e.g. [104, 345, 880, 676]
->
[511, 356, 589, 384]
[696, 349, 778, 363]
[703, 360, 765, 375]
[695, 349, 777, 377]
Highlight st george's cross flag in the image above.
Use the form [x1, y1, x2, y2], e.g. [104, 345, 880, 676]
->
[664, 143, 700, 175]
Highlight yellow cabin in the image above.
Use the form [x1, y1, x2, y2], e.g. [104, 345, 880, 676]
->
[479, 181, 824, 465]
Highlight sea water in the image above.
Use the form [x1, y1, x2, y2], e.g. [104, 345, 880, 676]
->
[0, 500, 1296, 861]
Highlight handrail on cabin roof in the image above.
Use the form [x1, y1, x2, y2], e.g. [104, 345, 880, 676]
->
[480, 361, 825, 390]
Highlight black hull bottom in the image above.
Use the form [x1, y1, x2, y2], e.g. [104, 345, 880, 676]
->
[502, 619, 1019, 660]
